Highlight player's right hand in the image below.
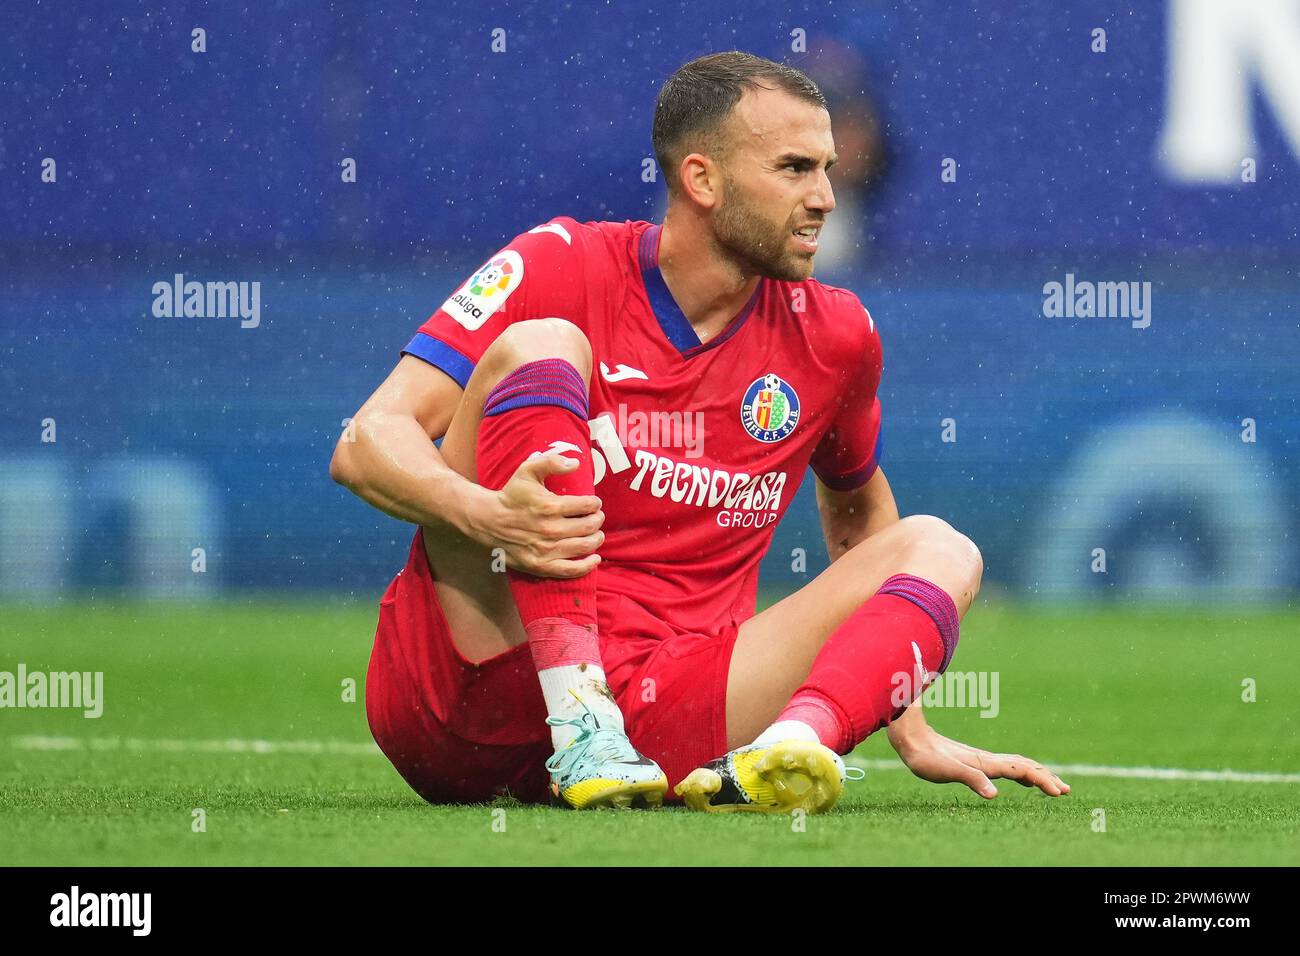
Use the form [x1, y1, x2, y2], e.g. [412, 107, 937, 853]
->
[472, 453, 605, 578]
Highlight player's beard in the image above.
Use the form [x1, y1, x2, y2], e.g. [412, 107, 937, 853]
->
[713, 173, 815, 282]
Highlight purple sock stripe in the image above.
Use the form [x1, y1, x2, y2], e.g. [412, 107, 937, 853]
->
[487, 356, 586, 389]
[487, 372, 586, 401]
[483, 366, 587, 407]
[483, 359, 589, 419]
[878, 573, 960, 673]
[487, 361, 585, 391]
[484, 362, 587, 405]
[484, 392, 588, 418]
[484, 378, 588, 416]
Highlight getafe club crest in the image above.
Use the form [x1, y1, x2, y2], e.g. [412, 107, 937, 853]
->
[741, 372, 800, 443]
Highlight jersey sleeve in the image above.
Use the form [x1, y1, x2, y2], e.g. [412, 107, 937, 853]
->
[401, 219, 586, 388]
[810, 302, 884, 492]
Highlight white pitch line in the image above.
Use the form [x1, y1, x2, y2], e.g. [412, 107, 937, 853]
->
[845, 757, 1300, 785]
[8, 735, 382, 757]
[8, 736, 1300, 784]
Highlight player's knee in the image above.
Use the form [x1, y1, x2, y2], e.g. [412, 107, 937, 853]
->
[484, 318, 592, 380]
[897, 514, 982, 600]
[896, 514, 957, 556]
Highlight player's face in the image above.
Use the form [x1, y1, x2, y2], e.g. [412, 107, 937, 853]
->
[713, 87, 837, 282]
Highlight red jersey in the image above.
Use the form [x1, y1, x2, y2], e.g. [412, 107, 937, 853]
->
[404, 218, 883, 637]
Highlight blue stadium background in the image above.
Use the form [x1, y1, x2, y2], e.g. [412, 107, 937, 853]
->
[2, 1, 1297, 602]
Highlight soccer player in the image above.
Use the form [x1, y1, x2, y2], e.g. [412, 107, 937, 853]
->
[331, 51, 1070, 813]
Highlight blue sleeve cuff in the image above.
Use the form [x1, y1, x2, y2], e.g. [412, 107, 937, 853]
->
[813, 430, 883, 492]
[402, 332, 475, 388]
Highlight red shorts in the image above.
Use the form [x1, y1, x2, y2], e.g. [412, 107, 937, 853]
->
[365, 531, 736, 804]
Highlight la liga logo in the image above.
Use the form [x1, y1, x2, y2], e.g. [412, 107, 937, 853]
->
[443, 249, 525, 331]
[741, 372, 800, 443]
[469, 255, 518, 299]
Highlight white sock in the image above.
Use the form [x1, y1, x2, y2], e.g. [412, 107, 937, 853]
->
[752, 719, 821, 748]
[538, 663, 625, 749]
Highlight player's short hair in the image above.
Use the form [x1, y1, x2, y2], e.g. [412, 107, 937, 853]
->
[653, 51, 827, 197]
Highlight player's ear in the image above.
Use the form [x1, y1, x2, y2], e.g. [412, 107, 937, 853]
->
[679, 152, 720, 209]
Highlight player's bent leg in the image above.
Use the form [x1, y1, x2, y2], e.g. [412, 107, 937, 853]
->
[677, 515, 980, 814]
[726, 514, 981, 747]
[412, 318, 667, 809]
[426, 316, 596, 663]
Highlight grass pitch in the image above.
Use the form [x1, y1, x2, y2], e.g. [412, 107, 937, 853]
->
[1, 598, 1297, 866]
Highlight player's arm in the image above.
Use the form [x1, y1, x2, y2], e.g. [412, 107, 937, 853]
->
[331, 356, 473, 530]
[330, 356, 601, 578]
[809, 298, 887, 555]
[814, 466, 898, 560]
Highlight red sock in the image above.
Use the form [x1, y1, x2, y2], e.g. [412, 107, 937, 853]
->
[777, 573, 961, 753]
[474, 358, 600, 669]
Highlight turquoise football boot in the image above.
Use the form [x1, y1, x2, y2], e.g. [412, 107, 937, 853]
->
[544, 700, 668, 809]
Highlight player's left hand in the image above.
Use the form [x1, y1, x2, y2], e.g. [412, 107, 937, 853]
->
[892, 728, 1070, 799]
